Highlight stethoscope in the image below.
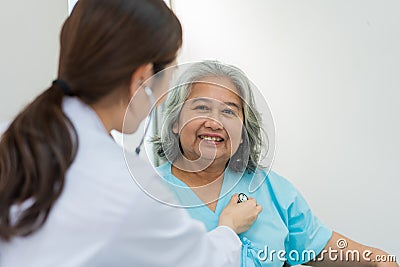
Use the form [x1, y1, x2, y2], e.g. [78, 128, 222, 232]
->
[238, 193, 248, 203]
[135, 86, 155, 155]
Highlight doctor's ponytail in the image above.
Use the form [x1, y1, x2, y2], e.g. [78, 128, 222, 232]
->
[0, 0, 182, 241]
[0, 83, 78, 241]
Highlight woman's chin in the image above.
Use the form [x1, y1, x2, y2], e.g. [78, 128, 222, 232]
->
[198, 154, 229, 164]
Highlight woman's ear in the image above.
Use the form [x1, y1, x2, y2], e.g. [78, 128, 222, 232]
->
[172, 122, 179, 134]
[129, 63, 154, 97]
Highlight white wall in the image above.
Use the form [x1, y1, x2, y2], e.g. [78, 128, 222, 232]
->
[174, 0, 400, 258]
[68, 0, 78, 14]
[0, 0, 68, 122]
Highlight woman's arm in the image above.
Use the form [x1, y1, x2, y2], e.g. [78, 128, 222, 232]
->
[305, 231, 398, 267]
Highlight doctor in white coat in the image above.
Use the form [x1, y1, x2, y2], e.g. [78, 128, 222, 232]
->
[0, 0, 262, 266]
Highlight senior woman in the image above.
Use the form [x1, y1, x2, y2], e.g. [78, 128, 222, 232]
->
[154, 61, 398, 267]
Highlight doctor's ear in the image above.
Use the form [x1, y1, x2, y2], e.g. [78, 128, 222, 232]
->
[129, 63, 154, 97]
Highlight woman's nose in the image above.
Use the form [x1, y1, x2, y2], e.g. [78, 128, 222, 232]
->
[204, 117, 223, 130]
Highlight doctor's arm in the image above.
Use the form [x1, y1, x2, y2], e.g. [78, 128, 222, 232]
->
[92, 186, 260, 267]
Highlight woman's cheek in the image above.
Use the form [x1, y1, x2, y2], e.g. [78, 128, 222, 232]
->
[226, 128, 243, 154]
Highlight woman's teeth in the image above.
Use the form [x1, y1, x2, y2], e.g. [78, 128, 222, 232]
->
[199, 135, 223, 142]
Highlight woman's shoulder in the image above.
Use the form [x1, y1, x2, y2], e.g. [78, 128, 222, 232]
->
[156, 161, 171, 173]
[265, 170, 298, 192]
[155, 162, 174, 180]
[240, 168, 296, 191]
[241, 168, 301, 207]
[155, 162, 186, 188]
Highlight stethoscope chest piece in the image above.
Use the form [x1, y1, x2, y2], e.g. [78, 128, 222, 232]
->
[237, 193, 248, 203]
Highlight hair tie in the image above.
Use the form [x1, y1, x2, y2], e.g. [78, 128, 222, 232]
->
[52, 79, 75, 96]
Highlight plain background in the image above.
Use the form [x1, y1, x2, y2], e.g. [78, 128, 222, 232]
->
[173, 0, 400, 259]
[0, 0, 68, 121]
[0, 0, 398, 261]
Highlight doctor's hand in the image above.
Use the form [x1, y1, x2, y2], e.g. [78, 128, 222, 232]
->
[218, 194, 262, 234]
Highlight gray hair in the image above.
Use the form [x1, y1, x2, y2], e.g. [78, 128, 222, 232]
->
[153, 60, 265, 173]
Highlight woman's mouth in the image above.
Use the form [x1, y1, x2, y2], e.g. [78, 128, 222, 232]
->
[199, 135, 224, 142]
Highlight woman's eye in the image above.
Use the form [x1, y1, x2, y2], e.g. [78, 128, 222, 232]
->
[194, 105, 209, 111]
[222, 109, 236, 115]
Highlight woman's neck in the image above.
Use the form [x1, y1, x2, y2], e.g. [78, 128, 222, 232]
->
[171, 158, 227, 212]
[172, 157, 226, 186]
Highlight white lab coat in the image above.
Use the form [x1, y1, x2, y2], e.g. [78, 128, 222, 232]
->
[0, 97, 241, 267]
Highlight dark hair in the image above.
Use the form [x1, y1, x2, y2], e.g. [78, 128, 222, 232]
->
[0, 0, 182, 241]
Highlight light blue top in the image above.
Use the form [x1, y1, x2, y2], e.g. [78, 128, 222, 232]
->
[157, 163, 332, 267]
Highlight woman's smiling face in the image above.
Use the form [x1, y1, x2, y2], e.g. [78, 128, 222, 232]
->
[173, 76, 244, 165]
